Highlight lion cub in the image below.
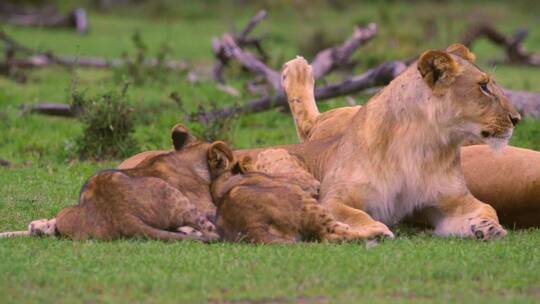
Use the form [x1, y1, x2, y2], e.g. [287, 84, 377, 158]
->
[208, 143, 363, 244]
[2, 125, 219, 242]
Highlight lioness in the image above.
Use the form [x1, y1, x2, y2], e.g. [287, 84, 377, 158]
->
[279, 44, 524, 240]
[0, 125, 219, 241]
[208, 143, 365, 243]
[282, 46, 540, 229]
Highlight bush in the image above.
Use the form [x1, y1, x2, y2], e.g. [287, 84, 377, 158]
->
[71, 84, 138, 160]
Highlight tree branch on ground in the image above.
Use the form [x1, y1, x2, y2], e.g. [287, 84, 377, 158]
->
[212, 10, 269, 83]
[196, 59, 540, 121]
[0, 3, 88, 34]
[462, 23, 540, 67]
[0, 30, 187, 71]
[310, 23, 377, 79]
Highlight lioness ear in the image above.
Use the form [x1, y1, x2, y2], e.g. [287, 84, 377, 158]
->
[208, 141, 235, 175]
[171, 124, 196, 151]
[446, 43, 476, 62]
[418, 50, 460, 89]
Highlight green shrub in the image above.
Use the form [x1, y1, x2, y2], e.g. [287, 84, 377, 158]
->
[71, 84, 138, 160]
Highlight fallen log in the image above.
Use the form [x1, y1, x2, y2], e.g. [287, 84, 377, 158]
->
[311, 23, 377, 79]
[503, 89, 540, 118]
[24, 103, 77, 117]
[196, 60, 540, 121]
[0, 4, 88, 34]
[0, 159, 11, 167]
[9, 54, 187, 70]
[212, 10, 269, 83]
[462, 23, 540, 67]
[196, 60, 407, 121]
[221, 33, 281, 91]
[0, 30, 188, 71]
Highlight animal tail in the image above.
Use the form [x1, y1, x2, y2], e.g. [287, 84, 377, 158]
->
[281, 56, 320, 142]
[0, 230, 30, 238]
[134, 220, 217, 243]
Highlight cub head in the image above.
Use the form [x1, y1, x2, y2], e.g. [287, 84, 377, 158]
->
[207, 142, 256, 204]
[207, 142, 253, 178]
[417, 43, 521, 151]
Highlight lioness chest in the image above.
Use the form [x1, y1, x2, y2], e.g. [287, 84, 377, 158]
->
[348, 169, 461, 226]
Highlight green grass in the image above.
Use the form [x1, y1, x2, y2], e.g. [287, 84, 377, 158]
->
[0, 1, 539, 303]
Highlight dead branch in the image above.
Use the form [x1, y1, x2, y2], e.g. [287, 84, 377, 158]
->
[24, 103, 78, 117]
[213, 22, 378, 94]
[9, 54, 187, 70]
[0, 158, 11, 167]
[462, 23, 540, 67]
[221, 33, 281, 91]
[212, 10, 268, 83]
[0, 4, 88, 34]
[196, 60, 407, 121]
[0, 30, 187, 71]
[196, 59, 540, 121]
[503, 89, 540, 118]
[311, 23, 377, 79]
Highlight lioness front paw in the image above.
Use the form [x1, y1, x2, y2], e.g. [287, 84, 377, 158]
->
[281, 56, 314, 95]
[469, 218, 507, 240]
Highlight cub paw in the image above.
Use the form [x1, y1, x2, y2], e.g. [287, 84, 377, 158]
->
[281, 56, 314, 96]
[469, 218, 507, 241]
[28, 218, 57, 236]
[177, 226, 203, 237]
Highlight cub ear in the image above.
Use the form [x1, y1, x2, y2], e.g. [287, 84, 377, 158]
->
[446, 43, 476, 62]
[171, 124, 196, 151]
[231, 156, 254, 175]
[417, 50, 461, 89]
[208, 141, 235, 175]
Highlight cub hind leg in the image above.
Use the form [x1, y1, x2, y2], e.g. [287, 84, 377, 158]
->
[165, 187, 220, 242]
[133, 219, 207, 242]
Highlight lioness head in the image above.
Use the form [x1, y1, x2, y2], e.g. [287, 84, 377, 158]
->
[417, 43, 521, 150]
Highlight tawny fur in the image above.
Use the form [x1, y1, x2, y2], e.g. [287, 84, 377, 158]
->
[281, 51, 540, 230]
[5, 125, 219, 242]
[279, 44, 522, 240]
[208, 144, 365, 244]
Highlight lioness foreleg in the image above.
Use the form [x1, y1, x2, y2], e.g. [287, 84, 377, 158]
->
[323, 196, 394, 239]
[431, 193, 507, 240]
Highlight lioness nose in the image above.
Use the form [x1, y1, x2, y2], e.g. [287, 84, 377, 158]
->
[509, 114, 521, 126]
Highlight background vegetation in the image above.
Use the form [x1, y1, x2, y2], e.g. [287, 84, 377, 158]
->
[1, 1, 539, 303]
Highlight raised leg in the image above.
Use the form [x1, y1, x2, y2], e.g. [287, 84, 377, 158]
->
[281, 56, 319, 142]
[430, 193, 507, 240]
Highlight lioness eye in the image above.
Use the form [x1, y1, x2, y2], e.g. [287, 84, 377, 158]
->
[479, 82, 490, 95]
